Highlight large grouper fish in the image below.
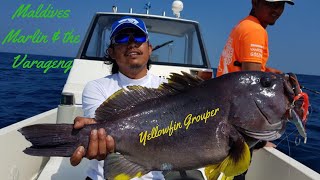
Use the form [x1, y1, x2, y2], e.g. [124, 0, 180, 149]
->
[19, 71, 309, 180]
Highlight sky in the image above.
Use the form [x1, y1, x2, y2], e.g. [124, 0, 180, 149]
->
[0, 0, 319, 76]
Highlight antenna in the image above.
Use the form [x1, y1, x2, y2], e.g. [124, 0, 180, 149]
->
[112, 0, 118, 13]
[145, 2, 151, 14]
[172, 0, 183, 18]
[112, 6, 117, 13]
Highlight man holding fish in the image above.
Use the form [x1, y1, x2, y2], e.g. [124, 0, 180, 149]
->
[19, 1, 310, 180]
[71, 1, 299, 179]
[69, 17, 169, 180]
[74, 1, 296, 179]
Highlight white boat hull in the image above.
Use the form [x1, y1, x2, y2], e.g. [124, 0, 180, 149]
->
[0, 109, 56, 180]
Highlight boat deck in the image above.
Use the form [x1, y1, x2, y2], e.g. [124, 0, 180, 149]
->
[36, 148, 320, 180]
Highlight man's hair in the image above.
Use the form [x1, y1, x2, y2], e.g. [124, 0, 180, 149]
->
[104, 44, 151, 74]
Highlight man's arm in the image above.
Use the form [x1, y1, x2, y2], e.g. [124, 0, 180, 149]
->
[241, 62, 262, 71]
[241, 62, 282, 74]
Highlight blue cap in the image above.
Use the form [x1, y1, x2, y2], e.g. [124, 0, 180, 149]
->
[265, 0, 294, 5]
[110, 16, 148, 39]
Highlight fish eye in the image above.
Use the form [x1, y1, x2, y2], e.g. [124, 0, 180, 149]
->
[260, 76, 272, 87]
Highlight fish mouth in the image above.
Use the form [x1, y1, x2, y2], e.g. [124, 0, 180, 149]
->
[240, 129, 282, 141]
[236, 100, 285, 141]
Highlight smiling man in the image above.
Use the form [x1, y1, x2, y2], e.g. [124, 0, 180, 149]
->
[216, 0, 294, 77]
[70, 16, 166, 180]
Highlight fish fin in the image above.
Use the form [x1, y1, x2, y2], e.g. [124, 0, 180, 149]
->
[161, 71, 204, 92]
[204, 164, 221, 180]
[221, 141, 250, 177]
[104, 153, 148, 180]
[221, 174, 234, 180]
[95, 85, 171, 121]
[19, 124, 82, 157]
[204, 142, 250, 180]
[96, 72, 203, 121]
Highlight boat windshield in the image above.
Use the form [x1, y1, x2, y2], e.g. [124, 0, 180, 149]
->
[81, 14, 209, 68]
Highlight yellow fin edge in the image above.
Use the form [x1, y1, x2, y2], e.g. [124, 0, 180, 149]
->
[205, 142, 251, 180]
[114, 172, 143, 180]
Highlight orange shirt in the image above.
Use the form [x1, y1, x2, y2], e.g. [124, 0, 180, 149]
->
[216, 15, 269, 77]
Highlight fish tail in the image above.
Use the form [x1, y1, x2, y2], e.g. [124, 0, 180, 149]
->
[19, 124, 83, 157]
[205, 140, 251, 180]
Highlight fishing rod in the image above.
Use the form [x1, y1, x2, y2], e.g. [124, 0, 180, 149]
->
[301, 86, 320, 95]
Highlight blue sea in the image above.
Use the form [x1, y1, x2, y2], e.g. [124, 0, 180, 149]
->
[0, 52, 70, 127]
[0, 52, 319, 173]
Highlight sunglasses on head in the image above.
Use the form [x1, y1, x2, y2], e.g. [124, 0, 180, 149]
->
[111, 32, 148, 44]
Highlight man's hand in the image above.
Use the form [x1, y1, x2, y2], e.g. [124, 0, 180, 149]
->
[265, 141, 276, 148]
[70, 117, 115, 166]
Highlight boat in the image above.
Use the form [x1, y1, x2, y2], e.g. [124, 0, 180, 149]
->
[1, 1, 319, 179]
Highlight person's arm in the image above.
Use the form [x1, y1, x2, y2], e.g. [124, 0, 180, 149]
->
[241, 62, 262, 71]
[240, 62, 283, 74]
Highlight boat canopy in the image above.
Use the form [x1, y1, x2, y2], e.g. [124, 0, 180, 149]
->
[78, 13, 210, 68]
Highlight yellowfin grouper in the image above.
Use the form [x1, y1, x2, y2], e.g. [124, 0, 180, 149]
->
[19, 71, 309, 180]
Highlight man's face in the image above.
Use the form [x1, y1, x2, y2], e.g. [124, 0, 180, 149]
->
[253, 0, 285, 27]
[108, 28, 152, 75]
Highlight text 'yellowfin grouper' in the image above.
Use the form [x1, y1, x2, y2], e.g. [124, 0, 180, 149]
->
[139, 108, 220, 146]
